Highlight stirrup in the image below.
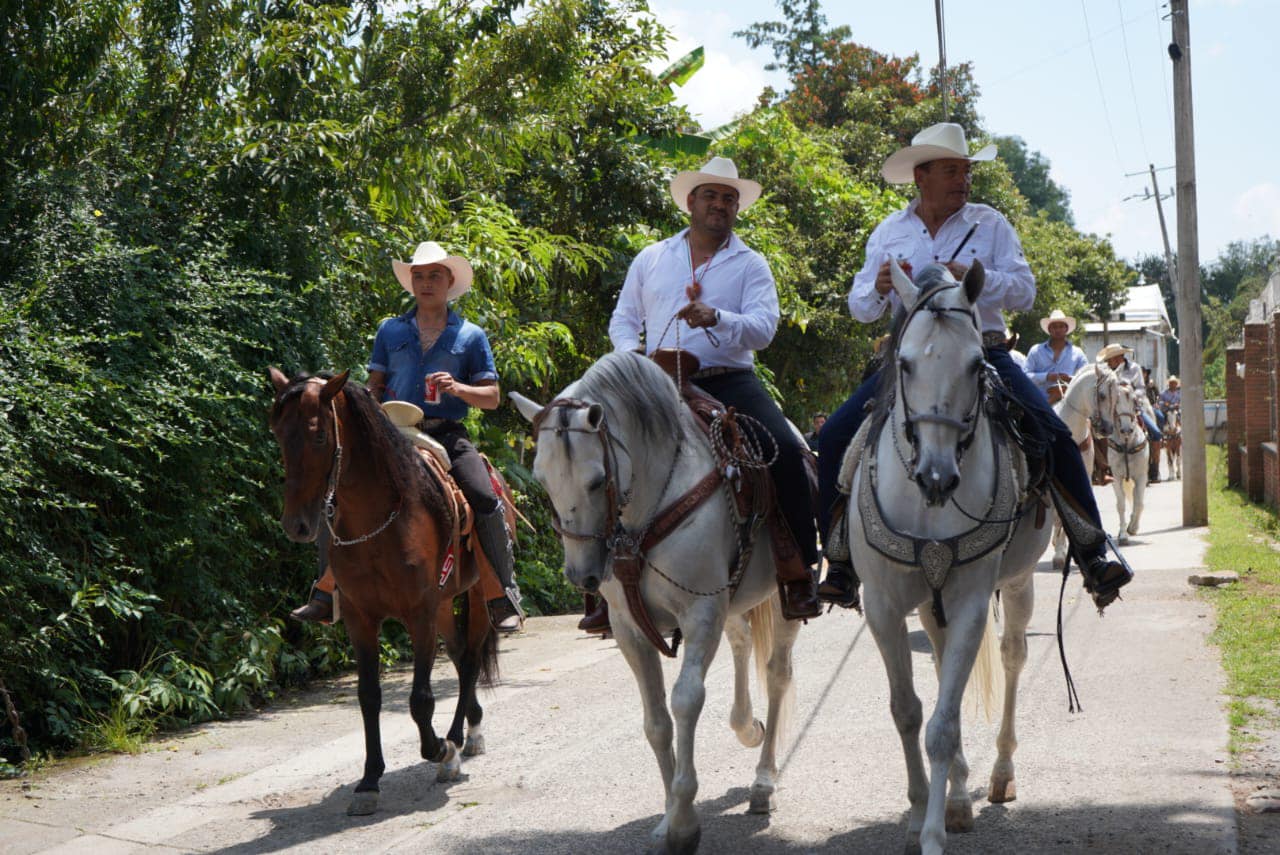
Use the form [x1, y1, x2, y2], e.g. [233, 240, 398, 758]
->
[817, 564, 862, 612]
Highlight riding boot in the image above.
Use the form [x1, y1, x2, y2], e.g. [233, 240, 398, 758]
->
[290, 582, 335, 624]
[1148, 439, 1162, 483]
[817, 560, 862, 612]
[578, 594, 610, 634]
[1048, 479, 1133, 611]
[474, 507, 524, 633]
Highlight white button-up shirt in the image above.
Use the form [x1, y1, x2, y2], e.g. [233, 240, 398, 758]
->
[609, 228, 779, 370]
[847, 200, 1035, 335]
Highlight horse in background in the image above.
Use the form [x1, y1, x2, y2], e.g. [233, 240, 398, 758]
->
[845, 261, 1052, 854]
[1163, 406, 1183, 480]
[1050, 363, 1120, 570]
[1106, 381, 1150, 542]
[268, 369, 499, 816]
[512, 351, 800, 854]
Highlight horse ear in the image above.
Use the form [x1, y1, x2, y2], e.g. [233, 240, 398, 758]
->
[321, 370, 350, 404]
[268, 366, 290, 393]
[963, 259, 985, 305]
[587, 403, 605, 430]
[509, 391, 545, 424]
[889, 258, 918, 309]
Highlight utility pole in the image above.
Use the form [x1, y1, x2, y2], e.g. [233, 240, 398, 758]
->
[934, 0, 948, 121]
[1170, 0, 1207, 524]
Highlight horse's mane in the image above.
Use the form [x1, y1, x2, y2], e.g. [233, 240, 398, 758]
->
[871, 264, 968, 424]
[275, 373, 448, 520]
[574, 351, 682, 445]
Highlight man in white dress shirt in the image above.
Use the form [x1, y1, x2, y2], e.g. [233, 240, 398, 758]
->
[609, 156, 821, 620]
[816, 123, 1131, 613]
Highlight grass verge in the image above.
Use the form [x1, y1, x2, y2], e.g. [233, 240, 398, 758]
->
[1203, 445, 1280, 752]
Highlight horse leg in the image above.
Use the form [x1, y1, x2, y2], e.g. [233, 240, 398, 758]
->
[723, 613, 764, 749]
[612, 623, 678, 852]
[407, 608, 458, 783]
[749, 594, 801, 814]
[919, 594, 990, 855]
[1112, 477, 1128, 543]
[863, 589, 928, 851]
[345, 612, 386, 816]
[989, 573, 1034, 803]
[1051, 521, 1068, 571]
[1129, 466, 1146, 536]
[915, 605, 972, 834]
[660, 600, 725, 855]
[461, 588, 494, 757]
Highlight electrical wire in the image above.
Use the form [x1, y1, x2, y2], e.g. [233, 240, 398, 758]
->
[1154, 0, 1175, 146]
[1117, 0, 1150, 163]
[1079, 0, 1127, 172]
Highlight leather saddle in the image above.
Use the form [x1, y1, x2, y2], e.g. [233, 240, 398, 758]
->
[382, 401, 510, 600]
[650, 349, 813, 583]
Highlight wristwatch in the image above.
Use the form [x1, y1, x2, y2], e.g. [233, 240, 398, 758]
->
[714, 308, 721, 325]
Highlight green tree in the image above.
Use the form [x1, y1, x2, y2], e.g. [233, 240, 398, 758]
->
[992, 135, 1074, 226]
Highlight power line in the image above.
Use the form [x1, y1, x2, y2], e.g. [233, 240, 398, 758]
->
[1079, 0, 1127, 172]
[1117, 0, 1150, 163]
[1154, 0, 1175, 144]
[989, 10, 1148, 86]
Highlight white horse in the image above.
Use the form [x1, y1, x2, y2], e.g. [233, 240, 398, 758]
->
[511, 351, 799, 854]
[1163, 406, 1183, 480]
[1106, 381, 1149, 542]
[845, 261, 1052, 855]
[1050, 364, 1120, 570]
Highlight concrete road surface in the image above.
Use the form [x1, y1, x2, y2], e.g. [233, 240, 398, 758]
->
[1, 480, 1234, 853]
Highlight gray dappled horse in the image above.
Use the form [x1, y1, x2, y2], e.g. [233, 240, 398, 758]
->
[512, 351, 800, 854]
[845, 261, 1052, 855]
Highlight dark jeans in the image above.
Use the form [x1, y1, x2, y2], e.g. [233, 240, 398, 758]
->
[427, 421, 499, 515]
[695, 370, 819, 566]
[818, 345, 1106, 557]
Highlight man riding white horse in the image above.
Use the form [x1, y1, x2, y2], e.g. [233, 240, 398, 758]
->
[608, 156, 822, 620]
[1097, 343, 1163, 483]
[816, 122, 1132, 612]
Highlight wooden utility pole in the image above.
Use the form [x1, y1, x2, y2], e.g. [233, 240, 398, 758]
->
[1148, 165, 1178, 288]
[1170, 0, 1208, 524]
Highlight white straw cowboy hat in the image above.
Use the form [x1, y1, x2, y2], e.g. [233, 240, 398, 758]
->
[1167, 376, 1181, 387]
[1040, 309, 1078, 335]
[392, 241, 473, 300]
[669, 156, 762, 214]
[1095, 343, 1133, 363]
[881, 122, 998, 184]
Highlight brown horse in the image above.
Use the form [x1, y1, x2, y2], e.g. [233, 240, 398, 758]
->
[268, 368, 499, 816]
[1164, 406, 1183, 480]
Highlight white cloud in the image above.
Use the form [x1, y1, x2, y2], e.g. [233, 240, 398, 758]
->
[1231, 182, 1280, 239]
[647, 5, 781, 131]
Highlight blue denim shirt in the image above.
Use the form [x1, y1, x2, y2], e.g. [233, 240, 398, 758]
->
[367, 308, 498, 421]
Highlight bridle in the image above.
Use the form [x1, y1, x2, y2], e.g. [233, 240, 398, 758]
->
[1107, 383, 1148, 457]
[317, 391, 402, 547]
[530, 397, 658, 551]
[891, 282, 985, 475]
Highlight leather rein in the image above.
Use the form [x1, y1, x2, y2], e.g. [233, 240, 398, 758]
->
[532, 397, 724, 657]
[311, 385, 402, 547]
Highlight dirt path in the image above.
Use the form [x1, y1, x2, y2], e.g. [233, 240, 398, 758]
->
[2, 481, 1267, 854]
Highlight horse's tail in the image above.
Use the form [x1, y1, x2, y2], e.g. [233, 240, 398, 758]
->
[964, 597, 1004, 723]
[748, 595, 795, 740]
[457, 586, 501, 688]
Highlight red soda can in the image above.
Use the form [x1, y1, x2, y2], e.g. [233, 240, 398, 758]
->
[425, 379, 440, 404]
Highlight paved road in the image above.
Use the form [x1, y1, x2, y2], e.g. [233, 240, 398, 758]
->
[2, 480, 1234, 854]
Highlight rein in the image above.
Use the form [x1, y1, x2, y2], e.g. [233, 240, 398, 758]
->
[323, 397, 403, 547]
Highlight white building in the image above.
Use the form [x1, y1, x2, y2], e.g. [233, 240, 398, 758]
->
[1080, 282, 1177, 386]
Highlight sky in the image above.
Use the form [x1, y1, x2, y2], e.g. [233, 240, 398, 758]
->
[646, 0, 1277, 267]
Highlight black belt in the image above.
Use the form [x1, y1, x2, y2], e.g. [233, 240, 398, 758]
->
[690, 366, 751, 381]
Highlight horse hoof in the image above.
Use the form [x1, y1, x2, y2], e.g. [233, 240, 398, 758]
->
[436, 740, 461, 782]
[945, 800, 974, 832]
[463, 734, 486, 757]
[989, 778, 1017, 803]
[738, 719, 765, 749]
[1052, 556, 1065, 571]
[748, 783, 777, 814]
[1127, 524, 1139, 536]
[664, 826, 701, 855]
[346, 790, 379, 816]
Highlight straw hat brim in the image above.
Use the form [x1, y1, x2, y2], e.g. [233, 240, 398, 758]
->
[1040, 315, 1078, 334]
[392, 257, 473, 300]
[670, 172, 762, 214]
[881, 143, 998, 184]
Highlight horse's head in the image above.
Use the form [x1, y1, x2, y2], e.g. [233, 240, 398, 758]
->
[268, 367, 350, 542]
[1089, 363, 1119, 438]
[513, 353, 682, 593]
[1165, 405, 1182, 436]
[888, 260, 986, 506]
[1110, 381, 1144, 449]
